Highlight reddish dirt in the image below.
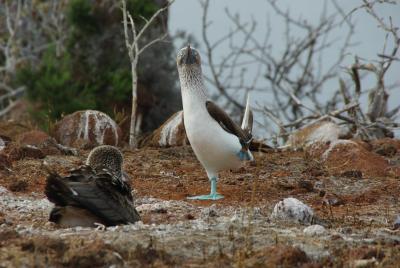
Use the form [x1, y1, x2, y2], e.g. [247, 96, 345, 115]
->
[1, 123, 400, 266]
[308, 140, 397, 178]
[2, 143, 399, 224]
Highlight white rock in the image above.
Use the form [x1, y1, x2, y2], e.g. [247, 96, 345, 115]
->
[271, 197, 314, 225]
[303, 224, 326, 236]
[287, 120, 340, 149]
[159, 111, 184, 147]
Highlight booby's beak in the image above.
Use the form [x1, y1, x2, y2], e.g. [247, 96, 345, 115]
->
[185, 44, 196, 65]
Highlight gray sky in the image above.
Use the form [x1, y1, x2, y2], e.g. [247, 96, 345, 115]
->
[169, 0, 400, 137]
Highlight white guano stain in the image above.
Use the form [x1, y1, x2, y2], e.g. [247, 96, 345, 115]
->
[306, 121, 340, 145]
[159, 111, 183, 147]
[76, 110, 119, 146]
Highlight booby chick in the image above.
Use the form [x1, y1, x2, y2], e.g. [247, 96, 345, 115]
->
[45, 145, 140, 227]
[177, 45, 254, 200]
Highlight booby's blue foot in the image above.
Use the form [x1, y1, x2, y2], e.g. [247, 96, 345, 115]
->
[187, 177, 224, 200]
[187, 193, 224, 200]
[237, 150, 252, 161]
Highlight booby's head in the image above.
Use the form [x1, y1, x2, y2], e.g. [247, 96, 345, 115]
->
[177, 45, 201, 67]
[86, 145, 124, 180]
[176, 45, 204, 89]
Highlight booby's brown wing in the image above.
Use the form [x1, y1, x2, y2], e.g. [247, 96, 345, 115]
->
[45, 166, 140, 226]
[205, 101, 252, 150]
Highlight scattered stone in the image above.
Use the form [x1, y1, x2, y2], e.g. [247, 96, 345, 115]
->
[287, 120, 340, 149]
[271, 197, 314, 225]
[140, 111, 187, 148]
[54, 110, 122, 149]
[303, 224, 326, 236]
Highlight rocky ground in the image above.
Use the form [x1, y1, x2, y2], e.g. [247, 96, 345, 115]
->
[0, 119, 399, 267]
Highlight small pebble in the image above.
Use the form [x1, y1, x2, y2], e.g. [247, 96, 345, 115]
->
[303, 224, 326, 236]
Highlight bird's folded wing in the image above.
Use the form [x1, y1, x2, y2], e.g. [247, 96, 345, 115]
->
[205, 101, 252, 149]
[45, 170, 140, 226]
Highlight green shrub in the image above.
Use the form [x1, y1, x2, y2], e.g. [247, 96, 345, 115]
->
[16, 0, 181, 134]
[17, 47, 97, 129]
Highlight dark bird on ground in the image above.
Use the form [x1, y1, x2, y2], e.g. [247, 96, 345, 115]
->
[45, 145, 140, 227]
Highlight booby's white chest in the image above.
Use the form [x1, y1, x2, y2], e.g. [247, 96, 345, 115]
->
[182, 91, 243, 176]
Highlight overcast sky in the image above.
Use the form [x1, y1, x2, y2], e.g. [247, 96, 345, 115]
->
[169, 0, 400, 137]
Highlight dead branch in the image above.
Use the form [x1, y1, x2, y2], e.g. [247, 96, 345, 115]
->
[121, 0, 174, 148]
[197, 0, 398, 143]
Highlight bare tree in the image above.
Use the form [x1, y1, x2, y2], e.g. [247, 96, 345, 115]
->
[121, 0, 174, 148]
[198, 0, 399, 144]
[338, 0, 400, 139]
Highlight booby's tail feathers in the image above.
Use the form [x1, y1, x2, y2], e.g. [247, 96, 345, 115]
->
[241, 93, 253, 135]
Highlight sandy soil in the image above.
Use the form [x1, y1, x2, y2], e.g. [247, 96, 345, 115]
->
[1, 141, 400, 267]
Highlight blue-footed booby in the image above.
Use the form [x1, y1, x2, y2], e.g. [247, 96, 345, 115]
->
[177, 45, 254, 200]
[45, 145, 140, 227]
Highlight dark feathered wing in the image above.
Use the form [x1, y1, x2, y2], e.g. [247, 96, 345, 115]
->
[205, 101, 253, 150]
[45, 166, 140, 226]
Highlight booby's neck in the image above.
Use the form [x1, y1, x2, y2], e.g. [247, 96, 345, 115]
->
[178, 66, 207, 103]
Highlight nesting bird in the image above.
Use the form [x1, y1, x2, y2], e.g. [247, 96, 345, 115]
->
[177, 45, 254, 200]
[45, 145, 140, 227]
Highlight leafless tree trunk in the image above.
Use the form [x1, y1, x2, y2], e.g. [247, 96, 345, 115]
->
[121, 0, 174, 148]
